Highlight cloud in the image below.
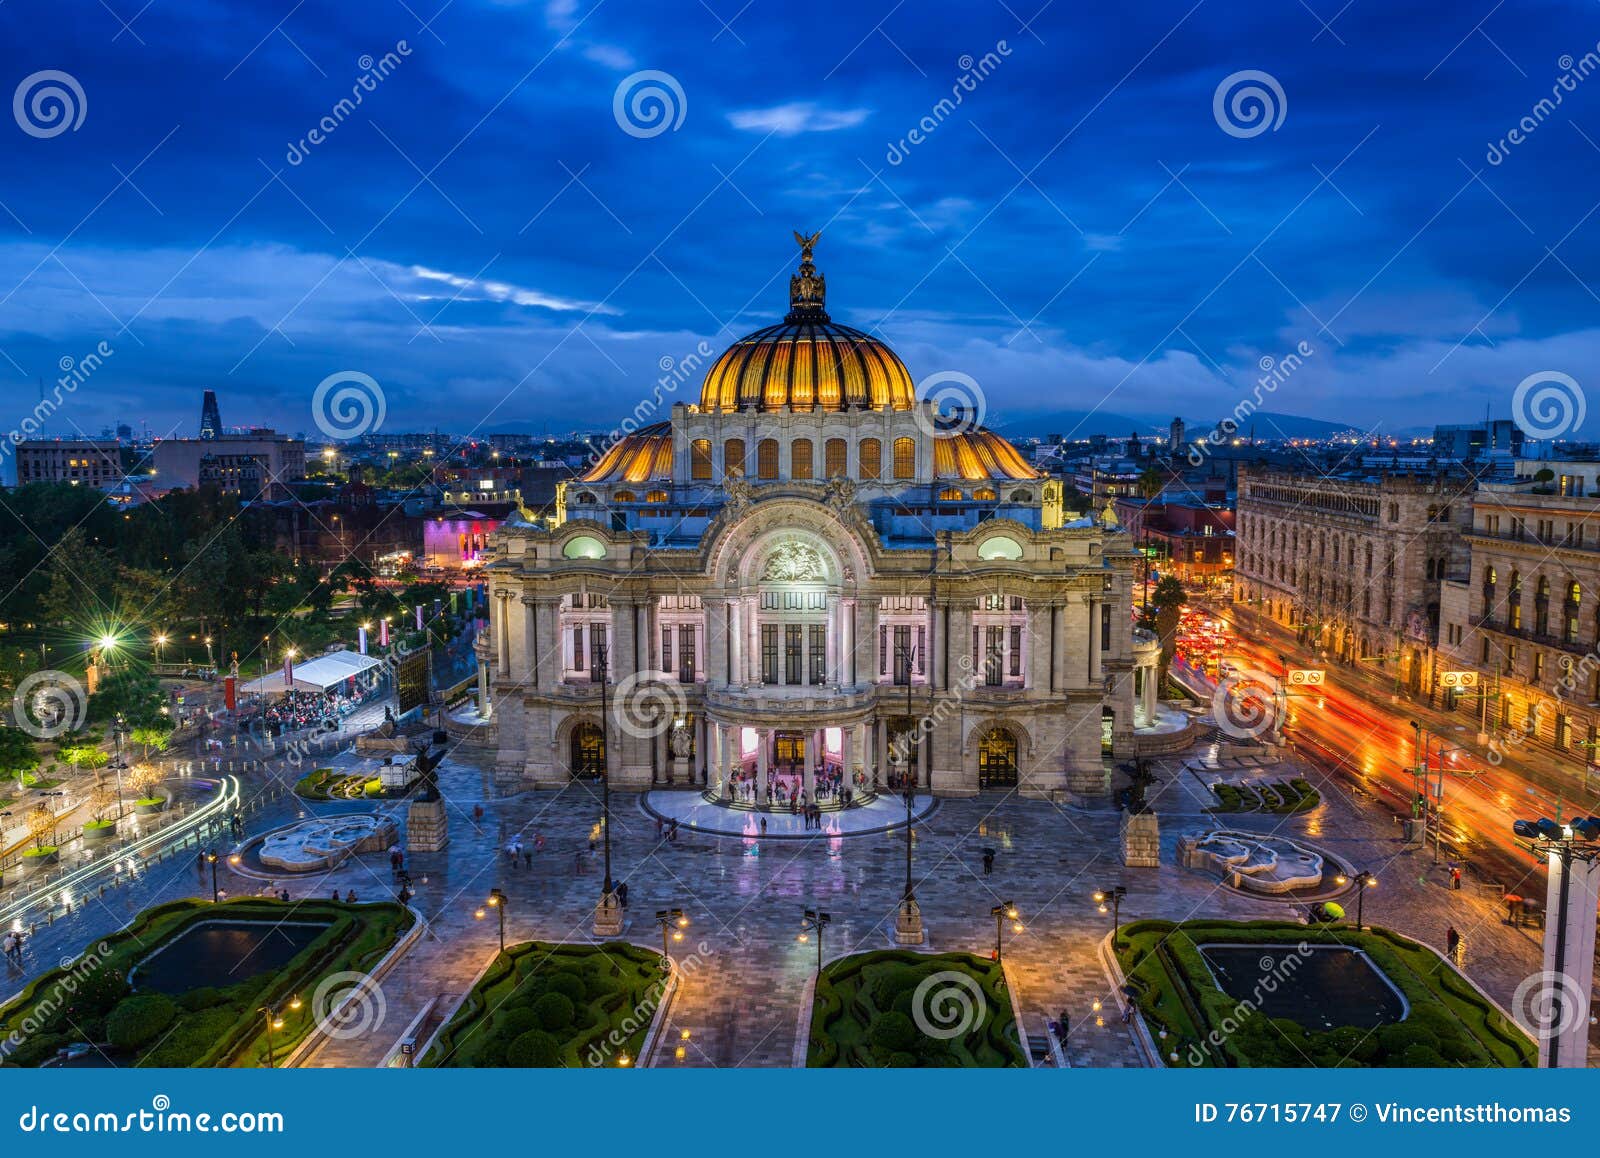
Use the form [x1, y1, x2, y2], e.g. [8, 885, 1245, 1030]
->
[409, 266, 620, 315]
[727, 102, 871, 136]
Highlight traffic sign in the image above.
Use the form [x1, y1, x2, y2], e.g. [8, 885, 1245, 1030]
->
[1286, 669, 1325, 685]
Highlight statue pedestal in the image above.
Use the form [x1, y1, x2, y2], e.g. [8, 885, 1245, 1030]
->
[406, 798, 449, 853]
[1119, 811, 1160, 868]
[893, 898, 925, 945]
[593, 892, 624, 937]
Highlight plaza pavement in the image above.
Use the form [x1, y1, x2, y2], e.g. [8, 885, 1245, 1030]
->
[4, 726, 1568, 1069]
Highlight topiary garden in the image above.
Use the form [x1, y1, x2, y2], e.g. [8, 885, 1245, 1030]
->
[807, 949, 1026, 1068]
[1115, 918, 1535, 1068]
[0, 897, 413, 1067]
[421, 941, 667, 1068]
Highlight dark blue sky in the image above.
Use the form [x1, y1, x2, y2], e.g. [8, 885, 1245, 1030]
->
[3, 0, 1600, 442]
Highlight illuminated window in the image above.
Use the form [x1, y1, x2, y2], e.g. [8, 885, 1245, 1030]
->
[791, 438, 813, 480]
[893, 437, 915, 479]
[939, 487, 963, 501]
[757, 439, 779, 479]
[973, 486, 997, 501]
[646, 490, 668, 503]
[723, 438, 746, 479]
[575, 492, 597, 504]
[613, 491, 636, 503]
[824, 438, 847, 478]
[690, 439, 712, 480]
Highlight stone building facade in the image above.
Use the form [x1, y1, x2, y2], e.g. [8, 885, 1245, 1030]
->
[1438, 460, 1600, 764]
[481, 237, 1142, 801]
[1234, 467, 1473, 690]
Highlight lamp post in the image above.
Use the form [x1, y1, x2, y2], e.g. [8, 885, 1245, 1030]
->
[1511, 814, 1600, 1068]
[1353, 870, 1375, 930]
[474, 887, 507, 952]
[799, 908, 830, 973]
[593, 646, 622, 936]
[991, 901, 1020, 961]
[256, 995, 300, 1068]
[655, 908, 687, 969]
[1093, 885, 1127, 947]
[205, 850, 220, 903]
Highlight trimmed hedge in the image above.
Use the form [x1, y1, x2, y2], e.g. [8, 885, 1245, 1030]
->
[1114, 918, 1535, 1069]
[0, 898, 413, 1068]
[807, 949, 1025, 1068]
[422, 941, 666, 1069]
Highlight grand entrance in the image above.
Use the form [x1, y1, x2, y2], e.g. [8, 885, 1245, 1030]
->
[977, 727, 1018, 788]
[570, 722, 605, 780]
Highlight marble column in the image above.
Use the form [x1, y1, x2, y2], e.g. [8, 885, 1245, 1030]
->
[477, 659, 492, 719]
[695, 716, 707, 785]
[805, 727, 820, 803]
[756, 728, 769, 803]
[1141, 658, 1158, 722]
[729, 599, 743, 687]
[873, 718, 887, 790]
[520, 596, 537, 683]
[496, 591, 511, 671]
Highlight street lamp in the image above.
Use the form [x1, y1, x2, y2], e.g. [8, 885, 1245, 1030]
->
[154, 634, 167, 661]
[1511, 815, 1600, 1067]
[593, 645, 621, 934]
[474, 887, 507, 952]
[1094, 886, 1127, 946]
[257, 994, 300, 1068]
[655, 908, 687, 969]
[991, 901, 1021, 961]
[205, 850, 220, 903]
[1352, 870, 1375, 930]
[798, 908, 830, 973]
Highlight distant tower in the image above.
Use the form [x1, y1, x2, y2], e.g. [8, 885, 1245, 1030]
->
[1169, 416, 1186, 455]
[1127, 430, 1141, 458]
[199, 390, 221, 440]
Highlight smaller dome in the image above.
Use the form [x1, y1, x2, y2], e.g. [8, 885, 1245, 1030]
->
[579, 422, 672, 483]
[933, 430, 1043, 482]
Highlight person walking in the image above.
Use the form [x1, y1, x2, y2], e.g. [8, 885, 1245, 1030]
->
[982, 849, 995, 876]
[1446, 925, 1460, 957]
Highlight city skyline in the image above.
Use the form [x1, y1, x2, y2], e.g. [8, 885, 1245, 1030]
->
[4, 1, 1600, 443]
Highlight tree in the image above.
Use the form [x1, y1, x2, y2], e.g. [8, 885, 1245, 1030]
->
[89, 778, 120, 822]
[1149, 574, 1187, 685]
[26, 802, 55, 850]
[129, 725, 171, 760]
[0, 726, 40, 787]
[128, 763, 164, 802]
[60, 743, 109, 772]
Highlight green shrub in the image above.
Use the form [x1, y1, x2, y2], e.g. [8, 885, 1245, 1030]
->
[869, 1010, 919, 1054]
[548, 972, 588, 1004]
[531, 992, 575, 1033]
[105, 994, 178, 1050]
[505, 1030, 562, 1067]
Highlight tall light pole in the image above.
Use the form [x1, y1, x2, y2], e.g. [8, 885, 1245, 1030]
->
[593, 645, 622, 936]
[1094, 886, 1126, 947]
[206, 850, 220, 903]
[256, 995, 299, 1068]
[475, 887, 507, 952]
[655, 908, 687, 969]
[991, 901, 1021, 961]
[799, 908, 830, 973]
[1511, 815, 1600, 1068]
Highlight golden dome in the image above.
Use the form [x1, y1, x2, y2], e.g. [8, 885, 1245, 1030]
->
[698, 232, 916, 414]
[579, 421, 672, 483]
[933, 430, 1044, 482]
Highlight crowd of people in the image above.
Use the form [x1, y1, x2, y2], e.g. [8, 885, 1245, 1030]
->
[249, 686, 376, 736]
[725, 763, 863, 809]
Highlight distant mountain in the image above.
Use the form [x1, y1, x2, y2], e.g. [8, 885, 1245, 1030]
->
[993, 409, 1364, 441]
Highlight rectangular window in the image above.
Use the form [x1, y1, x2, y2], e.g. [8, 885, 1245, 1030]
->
[724, 438, 745, 479]
[893, 437, 915, 479]
[893, 625, 911, 686]
[762, 624, 779, 685]
[825, 438, 847, 478]
[791, 439, 813, 480]
[590, 625, 607, 676]
[1009, 624, 1022, 676]
[785, 624, 803, 684]
[879, 625, 889, 676]
[1100, 604, 1112, 652]
[859, 439, 881, 480]
[690, 439, 712, 480]
[809, 624, 826, 684]
[573, 625, 585, 672]
[985, 626, 1004, 686]
[916, 626, 926, 675]
[758, 439, 779, 479]
[661, 626, 672, 672]
[679, 624, 696, 683]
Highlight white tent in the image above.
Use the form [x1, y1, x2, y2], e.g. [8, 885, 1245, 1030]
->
[288, 650, 385, 692]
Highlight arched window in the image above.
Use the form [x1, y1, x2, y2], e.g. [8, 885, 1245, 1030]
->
[977, 727, 1018, 787]
[824, 438, 847, 478]
[613, 490, 636, 503]
[757, 438, 779, 479]
[1565, 581, 1581, 644]
[791, 438, 813, 480]
[939, 487, 963, 501]
[690, 439, 712, 480]
[1509, 569, 1523, 630]
[892, 436, 915, 479]
[645, 490, 668, 503]
[1009, 488, 1032, 502]
[575, 492, 597, 504]
[723, 438, 746, 479]
[973, 486, 997, 501]
[859, 438, 882, 480]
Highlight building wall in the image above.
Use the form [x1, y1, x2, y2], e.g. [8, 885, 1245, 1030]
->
[1234, 467, 1471, 688]
[16, 440, 126, 489]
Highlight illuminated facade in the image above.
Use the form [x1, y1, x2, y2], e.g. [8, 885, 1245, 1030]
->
[483, 236, 1140, 801]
